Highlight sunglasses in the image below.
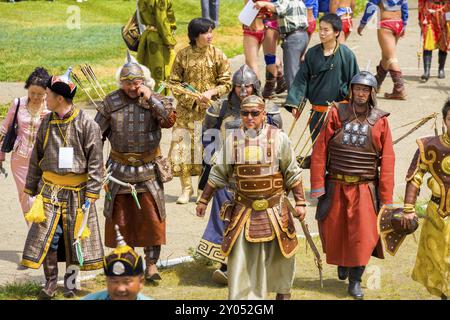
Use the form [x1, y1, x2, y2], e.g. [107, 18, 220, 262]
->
[240, 110, 262, 117]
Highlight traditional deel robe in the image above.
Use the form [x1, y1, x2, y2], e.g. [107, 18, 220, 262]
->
[310, 102, 395, 267]
[205, 124, 306, 299]
[404, 135, 450, 297]
[285, 43, 359, 140]
[419, 0, 450, 52]
[0, 96, 50, 215]
[95, 89, 176, 248]
[22, 107, 104, 270]
[169, 44, 232, 177]
[137, 0, 177, 92]
[197, 94, 283, 263]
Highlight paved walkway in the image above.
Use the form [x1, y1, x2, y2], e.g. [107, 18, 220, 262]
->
[0, 0, 448, 286]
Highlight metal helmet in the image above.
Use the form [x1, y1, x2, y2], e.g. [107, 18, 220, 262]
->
[230, 64, 261, 100]
[119, 51, 145, 82]
[350, 71, 378, 88]
[349, 71, 378, 107]
[241, 95, 265, 109]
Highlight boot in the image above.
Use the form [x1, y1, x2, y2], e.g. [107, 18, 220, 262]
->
[38, 250, 58, 300]
[144, 246, 162, 282]
[438, 50, 447, 79]
[63, 269, 77, 298]
[212, 263, 228, 285]
[384, 70, 407, 100]
[337, 266, 349, 281]
[275, 64, 288, 94]
[421, 50, 432, 82]
[262, 71, 276, 98]
[275, 293, 291, 300]
[176, 175, 193, 204]
[375, 62, 388, 91]
[348, 266, 365, 300]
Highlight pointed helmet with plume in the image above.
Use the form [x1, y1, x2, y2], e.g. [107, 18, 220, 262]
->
[116, 51, 155, 89]
[46, 66, 77, 99]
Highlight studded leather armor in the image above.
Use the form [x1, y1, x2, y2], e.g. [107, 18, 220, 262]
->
[327, 103, 390, 180]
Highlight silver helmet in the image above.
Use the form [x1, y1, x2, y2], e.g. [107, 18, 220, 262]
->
[350, 71, 378, 107]
[119, 51, 145, 82]
[230, 64, 261, 99]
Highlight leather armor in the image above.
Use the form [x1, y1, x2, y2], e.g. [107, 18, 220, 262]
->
[95, 89, 174, 220]
[405, 136, 450, 218]
[202, 126, 305, 258]
[327, 103, 389, 180]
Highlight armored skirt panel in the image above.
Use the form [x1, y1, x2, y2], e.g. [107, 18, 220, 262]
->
[417, 136, 450, 217]
[327, 117, 379, 180]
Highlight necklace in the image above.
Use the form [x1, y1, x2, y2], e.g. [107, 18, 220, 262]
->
[352, 104, 369, 125]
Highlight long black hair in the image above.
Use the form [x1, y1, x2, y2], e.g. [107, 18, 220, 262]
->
[188, 18, 215, 46]
[24, 67, 50, 89]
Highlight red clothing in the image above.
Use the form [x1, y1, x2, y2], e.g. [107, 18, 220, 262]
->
[311, 105, 395, 266]
[341, 16, 353, 36]
[418, 0, 450, 51]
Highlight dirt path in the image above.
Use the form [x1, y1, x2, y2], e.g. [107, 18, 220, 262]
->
[0, 0, 448, 289]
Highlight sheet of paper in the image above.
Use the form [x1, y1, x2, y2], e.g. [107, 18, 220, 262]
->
[59, 147, 74, 169]
[446, 12, 450, 21]
[238, 1, 259, 27]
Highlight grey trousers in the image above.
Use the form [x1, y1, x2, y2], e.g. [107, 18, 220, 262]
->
[281, 29, 309, 90]
[201, 0, 219, 26]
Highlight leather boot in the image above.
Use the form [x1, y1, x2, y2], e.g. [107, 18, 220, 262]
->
[144, 247, 162, 282]
[38, 250, 58, 300]
[375, 62, 388, 91]
[348, 266, 365, 300]
[438, 50, 447, 79]
[421, 50, 432, 82]
[337, 266, 349, 280]
[63, 269, 77, 298]
[262, 71, 276, 98]
[275, 64, 288, 94]
[176, 175, 193, 204]
[384, 70, 407, 100]
[275, 293, 291, 300]
[212, 263, 228, 285]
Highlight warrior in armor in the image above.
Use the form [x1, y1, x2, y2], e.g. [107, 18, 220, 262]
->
[358, 0, 409, 100]
[418, 0, 450, 81]
[310, 71, 395, 299]
[94, 52, 176, 282]
[330, 0, 356, 43]
[196, 65, 282, 285]
[401, 99, 450, 300]
[169, 17, 232, 205]
[196, 95, 307, 300]
[21, 67, 105, 299]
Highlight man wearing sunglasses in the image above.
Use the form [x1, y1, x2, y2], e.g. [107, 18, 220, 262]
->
[197, 95, 307, 300]
[196, 65, 282, 286]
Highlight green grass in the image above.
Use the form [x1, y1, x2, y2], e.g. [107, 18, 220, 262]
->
[0, 0, 243, 103]
[0, 281, 42, 300]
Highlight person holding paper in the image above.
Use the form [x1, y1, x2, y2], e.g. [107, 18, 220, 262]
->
[20, 67, 105, 300]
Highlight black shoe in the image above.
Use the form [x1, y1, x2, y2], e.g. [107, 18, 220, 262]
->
[338, 266, 349, 280]
[348, 281, 364, 300]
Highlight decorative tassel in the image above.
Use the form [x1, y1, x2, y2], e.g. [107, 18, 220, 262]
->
[24, 195, 46, 223]
[74, 208, 91, 240]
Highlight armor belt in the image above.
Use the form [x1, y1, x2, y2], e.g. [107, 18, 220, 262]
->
[329, 174, 374, 184]
[235, 192, 283, 211]
[110, 147, 161, 167]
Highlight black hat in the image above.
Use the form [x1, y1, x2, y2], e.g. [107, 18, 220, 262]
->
[46, 67, 77, 99]
[103, 225, 144, 277]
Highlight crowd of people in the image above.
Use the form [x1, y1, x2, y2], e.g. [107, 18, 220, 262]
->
[0, 0, 449, 301]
